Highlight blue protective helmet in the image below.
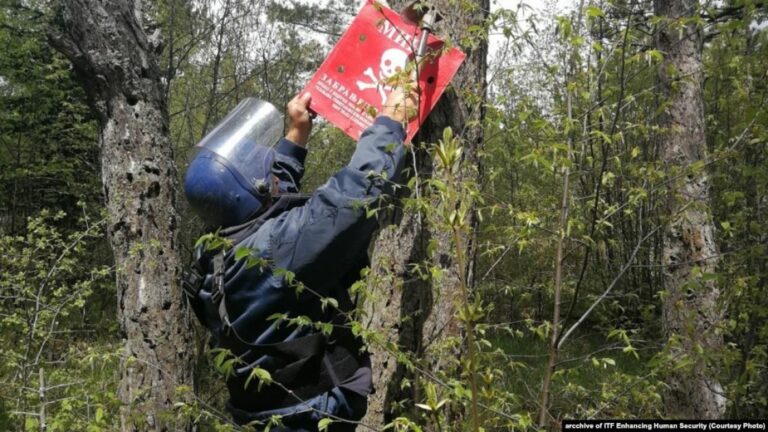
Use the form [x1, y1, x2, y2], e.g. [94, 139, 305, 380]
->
[184, 98, 284, 229]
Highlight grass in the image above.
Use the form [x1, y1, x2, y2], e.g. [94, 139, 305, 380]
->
[487, 329, 663, 420]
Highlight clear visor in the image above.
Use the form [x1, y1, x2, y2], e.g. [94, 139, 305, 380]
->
[196, 98, 284, 181]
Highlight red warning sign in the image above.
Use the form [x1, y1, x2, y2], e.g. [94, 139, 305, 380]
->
[302, 0, 465, 142]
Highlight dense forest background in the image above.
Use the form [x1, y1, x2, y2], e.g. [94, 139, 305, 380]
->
[0, 0, 766, 430]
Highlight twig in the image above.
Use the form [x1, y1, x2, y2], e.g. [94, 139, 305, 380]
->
[558, 227, 660, 350]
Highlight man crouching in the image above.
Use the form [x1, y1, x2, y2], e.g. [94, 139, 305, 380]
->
[182, 82, 418, 431]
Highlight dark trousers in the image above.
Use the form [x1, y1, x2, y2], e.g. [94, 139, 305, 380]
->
[229, 387, 367, 431]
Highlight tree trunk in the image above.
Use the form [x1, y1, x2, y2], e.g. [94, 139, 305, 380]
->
[49, 1, 194, 430]
[363, 0, 488, 426]
[654, 0, 725, 419]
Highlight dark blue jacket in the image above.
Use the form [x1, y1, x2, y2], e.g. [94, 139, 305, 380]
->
[191, 116, 406, 417]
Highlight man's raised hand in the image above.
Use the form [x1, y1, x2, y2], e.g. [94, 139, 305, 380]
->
[381, 80, 419, 126]
[286, 93, 313, 148]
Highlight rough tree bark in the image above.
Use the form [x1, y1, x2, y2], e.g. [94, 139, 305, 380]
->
[363, 0, 489, 426]
[49, 1, 194, 430]
[654, 0, 726, 419]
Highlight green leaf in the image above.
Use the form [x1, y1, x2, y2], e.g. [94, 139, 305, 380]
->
[586, 5, 604, 18]
[320, 297, 339, 312]
[442, 126, 454, 144]
[234, 246, 251, 261]
[318, 418, 334, 431]
[245, 366, 273, 391]
[415, 403, 433, 412]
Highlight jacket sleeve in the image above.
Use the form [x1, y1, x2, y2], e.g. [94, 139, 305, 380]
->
[272, 138, 308, 193]
[268, 116, 407, 292]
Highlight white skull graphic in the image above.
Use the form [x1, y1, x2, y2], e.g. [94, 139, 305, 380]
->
[379, 48, 408, 79]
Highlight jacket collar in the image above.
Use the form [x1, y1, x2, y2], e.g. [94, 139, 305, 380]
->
[220, 194, 311, 244]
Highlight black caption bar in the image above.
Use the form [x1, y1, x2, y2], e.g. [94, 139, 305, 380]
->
[562, 421, 767, 431]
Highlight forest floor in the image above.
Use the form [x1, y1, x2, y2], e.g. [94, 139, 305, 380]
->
[492, 330, 658, 418]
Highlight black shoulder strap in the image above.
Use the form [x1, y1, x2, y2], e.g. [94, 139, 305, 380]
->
[210, 252, 232, 332]
[183, 194, 310, 327]
[181, 246, 208, 323]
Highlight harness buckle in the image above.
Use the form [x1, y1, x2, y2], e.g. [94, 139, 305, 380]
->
[181, 268, 203, 299]
[210, 253, 225, 304]
[210, 252, 233, 333]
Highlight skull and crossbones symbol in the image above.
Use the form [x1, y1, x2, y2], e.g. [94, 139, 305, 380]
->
[356, 48, 409, 104]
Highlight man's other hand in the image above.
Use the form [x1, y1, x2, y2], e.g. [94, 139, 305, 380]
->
[286, 93, 313, 147]
[381, 81, 419, 125]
